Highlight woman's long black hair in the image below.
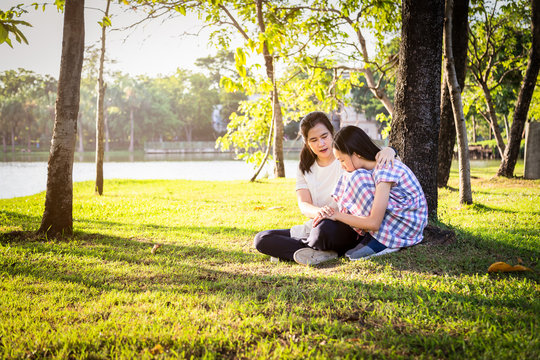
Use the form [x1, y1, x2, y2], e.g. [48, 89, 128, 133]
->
[299, 111, 334, 174]
[333, 126, 381, 161]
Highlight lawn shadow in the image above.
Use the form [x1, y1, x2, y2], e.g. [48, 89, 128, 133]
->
[2, 228, 537, 359]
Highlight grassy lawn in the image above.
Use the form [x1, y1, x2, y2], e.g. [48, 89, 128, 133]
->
[0, 162, 538, 359]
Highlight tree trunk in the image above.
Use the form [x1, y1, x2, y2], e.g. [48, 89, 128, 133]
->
[95, 0, 110, 196]
[2, 132, 6, 153]
[104, 111, 110, 152]
[185, 126, 193, 142]
[389, 0, 444, 220]
[77, 113, 84, 153]
[38, 0, 85, 237]
[129, 108, 134, 152]
[437, 0, 469, 188]
[256, 0, 285, 178]
[480, 81, 506, 157]
[472, 115, 477, 142]
[497, 0, 540, 177]
[444, 0, 472, 204]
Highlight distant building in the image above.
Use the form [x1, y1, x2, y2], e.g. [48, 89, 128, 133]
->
[332, 105, 381, 140]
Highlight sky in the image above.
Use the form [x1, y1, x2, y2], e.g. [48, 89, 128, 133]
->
[1, 0, 220, 79]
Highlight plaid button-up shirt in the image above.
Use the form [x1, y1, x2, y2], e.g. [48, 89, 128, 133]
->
[332, 161, 428, 248]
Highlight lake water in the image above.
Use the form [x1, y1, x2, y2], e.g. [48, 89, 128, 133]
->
[0, 151, 301, 199]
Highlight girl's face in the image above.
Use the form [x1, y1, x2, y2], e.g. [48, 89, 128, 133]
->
[333, 149, 364, 172]
[306, 123, 334, 161]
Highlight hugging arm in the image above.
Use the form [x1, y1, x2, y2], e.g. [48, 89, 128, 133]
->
[376, 147, 399, 169]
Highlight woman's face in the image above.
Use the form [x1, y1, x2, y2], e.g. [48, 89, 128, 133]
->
[333, 149, 364, 172]
[306, 123, 333, 161]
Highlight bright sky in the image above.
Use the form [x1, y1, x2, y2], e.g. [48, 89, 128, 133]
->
[1, 0, 218, 78]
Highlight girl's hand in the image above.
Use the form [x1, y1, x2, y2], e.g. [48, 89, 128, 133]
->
[313, 205, 336, 227]
[375, 146, 396, 169]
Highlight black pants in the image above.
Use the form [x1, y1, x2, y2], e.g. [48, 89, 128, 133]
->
[253, 219, 363, 261]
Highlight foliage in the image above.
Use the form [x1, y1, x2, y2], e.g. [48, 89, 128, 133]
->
[467, 0, 532, 139]
[0, 163, 538, 358]
[0, 4, 31, 48]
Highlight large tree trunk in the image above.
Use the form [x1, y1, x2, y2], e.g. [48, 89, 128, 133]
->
[437, 0, 469, 188]
[389, 0, 444, 220]
[95, 0, 110, 196]
[444, 0, 472, 204]
[38, 0, 85, 237]
[77, 113, 84, 153]
[497, 0, 540, 177]
[129, 108, 134, 152]
[256, 0, 285, 178]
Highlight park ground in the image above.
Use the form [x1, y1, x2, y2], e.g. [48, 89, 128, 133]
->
[0, 163, 538, 359]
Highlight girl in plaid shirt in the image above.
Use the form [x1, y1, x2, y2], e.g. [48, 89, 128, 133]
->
[315, 126, 428, 260]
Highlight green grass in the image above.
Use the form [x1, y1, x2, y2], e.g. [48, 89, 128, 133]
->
[1, 163, 539, 359]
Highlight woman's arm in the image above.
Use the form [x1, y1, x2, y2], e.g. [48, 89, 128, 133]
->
[297, 189, 334, 219]
[314, 182, 392, 230]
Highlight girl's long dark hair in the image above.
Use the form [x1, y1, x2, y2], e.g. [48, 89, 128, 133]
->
[333, 126, 381, 161]
[299, 111, 334, 174]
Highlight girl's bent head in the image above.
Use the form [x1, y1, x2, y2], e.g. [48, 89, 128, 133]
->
[333, 126, 380, 161]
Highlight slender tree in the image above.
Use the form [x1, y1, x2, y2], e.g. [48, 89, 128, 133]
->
[444, 0, 472, 204]
[389, 0, 445, 219]
[95, 0, 112, 195]
[497, 0, 540, 177]
[38, 0, 85, 237]
[438, 0, 469, 188]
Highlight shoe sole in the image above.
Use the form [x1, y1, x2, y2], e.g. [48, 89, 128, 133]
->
[293, 248, 338, 265]
[348, 247, 399, 261]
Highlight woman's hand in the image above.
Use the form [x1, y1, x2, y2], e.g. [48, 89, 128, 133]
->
[375, 146, 396, 169]
[313, 204, 337, 227]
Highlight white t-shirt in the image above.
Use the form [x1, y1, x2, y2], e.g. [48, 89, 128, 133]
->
[295, 159, 343, 207]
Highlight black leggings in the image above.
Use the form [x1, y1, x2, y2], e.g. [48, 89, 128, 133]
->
[253, 219, 363, 261]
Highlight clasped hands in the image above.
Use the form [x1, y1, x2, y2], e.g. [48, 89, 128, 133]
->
[313, 203, 339, 227]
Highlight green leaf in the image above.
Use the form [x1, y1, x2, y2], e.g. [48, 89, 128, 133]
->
[0, 24, 8, 44]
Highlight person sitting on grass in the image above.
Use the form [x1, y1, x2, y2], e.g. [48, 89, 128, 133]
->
[312, 125, 428, 261]
[253, 111, 398, 265]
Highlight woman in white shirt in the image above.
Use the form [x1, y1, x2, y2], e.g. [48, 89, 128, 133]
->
[254, 111, 396, 265]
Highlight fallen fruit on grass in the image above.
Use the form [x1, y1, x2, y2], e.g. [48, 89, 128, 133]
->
[488, 261, 532, 273]
[151, 244, 162, 254]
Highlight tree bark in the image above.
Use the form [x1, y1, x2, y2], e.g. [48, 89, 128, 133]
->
[104, 111, 110, 152]
[389, 0, 444, 220]
[95, 0, 110, 195]
[38, 0, 85, 237]
[437, 0, 469, 188]
[256, 0, 285, 178]
[444, 0, 472, 204]
[497, 0, 540, 177]
[77, 113, 84, 153]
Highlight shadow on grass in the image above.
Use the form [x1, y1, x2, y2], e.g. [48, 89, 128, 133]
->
[1, 226, 538, 358]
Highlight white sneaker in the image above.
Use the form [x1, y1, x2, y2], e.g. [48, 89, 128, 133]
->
[293, 248, 338, 266]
